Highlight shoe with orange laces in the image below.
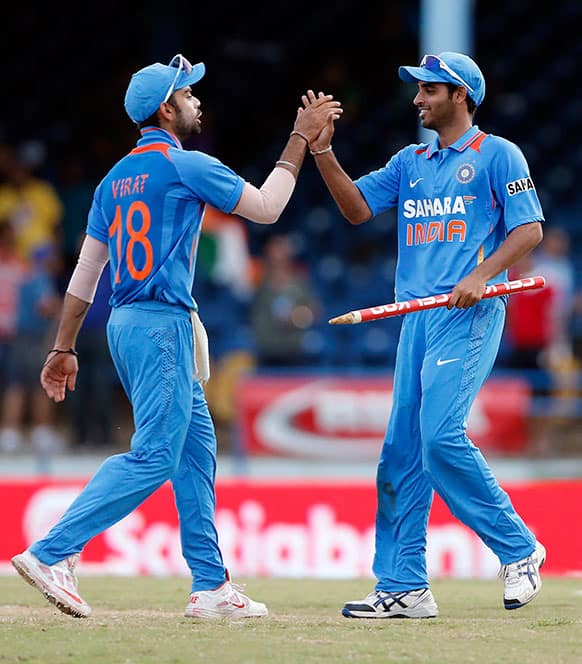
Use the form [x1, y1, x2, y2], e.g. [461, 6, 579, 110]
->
[11, 549, 91, 618]
[184, 572, 268, 619]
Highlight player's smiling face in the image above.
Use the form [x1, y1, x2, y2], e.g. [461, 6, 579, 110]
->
[413, 82, 457, 131]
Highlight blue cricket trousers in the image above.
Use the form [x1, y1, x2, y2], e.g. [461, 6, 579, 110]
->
[31, 301, 226, 591]
[373, 298, 536, 591]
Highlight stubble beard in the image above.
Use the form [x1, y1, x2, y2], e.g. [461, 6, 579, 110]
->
[174, 108, 201, 142]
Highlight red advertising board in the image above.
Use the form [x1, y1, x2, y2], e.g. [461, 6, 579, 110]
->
[237, 376, 531, 459]
[1, 478, 580, 578]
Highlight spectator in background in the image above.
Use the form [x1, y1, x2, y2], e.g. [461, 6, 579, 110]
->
[0, 143, 63, 262]
[504, 253, 555, 382]
[574, 293, 582, 362]
[250, 234, 321, 367]
[0, 244, 63, 454]
[531, 226, 580, 449]
[505, 247, 579, 456]
[506, 228, 578, 380]
[533, 226, 576, 366]
[56, 153, 96, 275]
[198, 205, 255, 301]
[0, 221, 27, 451]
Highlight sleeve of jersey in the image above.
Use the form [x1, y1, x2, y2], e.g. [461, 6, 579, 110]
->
[353, 151, 401, 217]
[85, 184, 109, 244]
[491, 140, 545, 233]
[176, 151, 245, 214]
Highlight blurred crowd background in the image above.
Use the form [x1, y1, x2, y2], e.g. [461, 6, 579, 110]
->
[0, 0, 581, 459]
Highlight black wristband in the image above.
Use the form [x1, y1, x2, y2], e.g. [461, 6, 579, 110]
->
[48, 348, 78, 357]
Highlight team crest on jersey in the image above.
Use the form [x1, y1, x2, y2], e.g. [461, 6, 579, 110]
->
[506, 177, 535, 196]
[456, 163, 475, 184]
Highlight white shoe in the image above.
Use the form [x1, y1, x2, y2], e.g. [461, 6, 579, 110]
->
[342, 588, 438, 619]
[11, 549, 91, 618]
[500, 541, 546, 610]
[184, 575, 268, 619]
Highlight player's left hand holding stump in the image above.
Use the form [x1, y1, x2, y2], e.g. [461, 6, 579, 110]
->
[448, 274, 487, 309]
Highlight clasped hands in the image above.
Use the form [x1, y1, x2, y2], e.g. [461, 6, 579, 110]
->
[293, 89, 341, 153]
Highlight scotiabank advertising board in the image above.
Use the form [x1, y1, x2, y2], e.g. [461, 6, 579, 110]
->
[237, 376, 531, 459]
[1, 479, 581, 577]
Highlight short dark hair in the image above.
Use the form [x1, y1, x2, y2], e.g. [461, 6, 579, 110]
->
[445, 83, 477, 115]
[137, 112, 160, 130]
[136, 96, 177, 130]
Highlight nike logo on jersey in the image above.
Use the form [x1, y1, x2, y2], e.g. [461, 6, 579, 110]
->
[409, 177, 424, 188]
[436, 358, 460, 366]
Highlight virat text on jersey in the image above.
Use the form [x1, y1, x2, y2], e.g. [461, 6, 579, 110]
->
[111, 174, 150, 198]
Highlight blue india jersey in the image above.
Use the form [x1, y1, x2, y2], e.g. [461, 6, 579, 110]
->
[86, 127, 244, 309]
[355, 125, 544, 301]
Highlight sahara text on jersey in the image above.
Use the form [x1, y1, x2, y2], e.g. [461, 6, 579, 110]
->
[403, 195, 467, 219]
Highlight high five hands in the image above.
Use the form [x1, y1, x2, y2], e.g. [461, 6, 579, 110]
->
[294, 90, 342, 149]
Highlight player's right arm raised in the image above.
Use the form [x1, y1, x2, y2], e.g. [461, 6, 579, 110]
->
[302, 89, 372, 225]
[233, 92, 343, 224]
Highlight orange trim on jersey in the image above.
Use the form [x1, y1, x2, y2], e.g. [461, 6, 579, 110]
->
[468, 132, 487, 153]
[130, 143, 172, 160]
[415, 146, 429, 155]
[477, 245, 484, 265]
[457, 130, 488, 153]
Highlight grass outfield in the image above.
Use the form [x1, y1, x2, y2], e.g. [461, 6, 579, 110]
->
[1, 576, 581, 663]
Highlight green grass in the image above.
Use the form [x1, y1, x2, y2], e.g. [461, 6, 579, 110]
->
[1, 577, 581, 663]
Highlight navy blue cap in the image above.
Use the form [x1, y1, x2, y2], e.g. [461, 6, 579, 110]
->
[398, 52, 485, 106]
[124, 55, 205, 123]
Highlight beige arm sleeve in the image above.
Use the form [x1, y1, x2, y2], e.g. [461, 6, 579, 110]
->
[233, 166, 296, 224]
[66, 235, 110, 303]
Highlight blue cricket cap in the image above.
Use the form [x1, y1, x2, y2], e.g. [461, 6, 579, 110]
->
[124, 54, 206, 123]
[398, 52, 485, 106]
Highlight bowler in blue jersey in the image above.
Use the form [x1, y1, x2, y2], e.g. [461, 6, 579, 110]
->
[11, 54, 341, 619]
[303, 52, 545, 618]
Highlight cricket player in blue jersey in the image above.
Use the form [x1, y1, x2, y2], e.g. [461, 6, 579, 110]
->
[303, 52, 545, 618]
[11, 54, 341, 619]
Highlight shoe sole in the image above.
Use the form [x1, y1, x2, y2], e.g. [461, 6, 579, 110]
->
[342, 609, 437, 619]
[342, 606, 438, 619]
[184, 608, 268, 619]
[504, 544, 546, 611]
[11, 555, 91, 619]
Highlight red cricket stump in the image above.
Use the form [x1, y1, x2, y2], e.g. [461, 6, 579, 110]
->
[328, 276, 546, 325]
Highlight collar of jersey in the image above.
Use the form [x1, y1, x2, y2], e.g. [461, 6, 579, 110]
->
[137, 127, 183, 150]
[425, 125, 482, 159]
